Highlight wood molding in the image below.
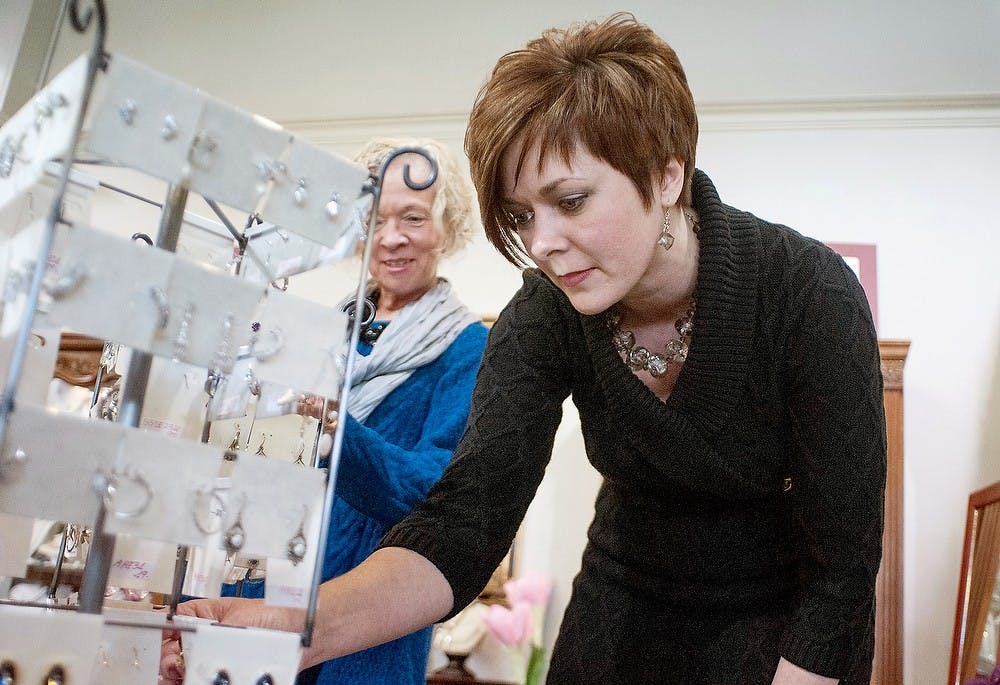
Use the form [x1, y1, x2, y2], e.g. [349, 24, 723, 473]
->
[281, 94, 1000, 152]
[871, 339, 910, 685]
[879, 339, 911, 392]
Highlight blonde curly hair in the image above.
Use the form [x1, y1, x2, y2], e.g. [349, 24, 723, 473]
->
[353, 137, 479, 257]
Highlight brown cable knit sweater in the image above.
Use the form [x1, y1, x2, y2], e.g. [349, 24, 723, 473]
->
[380, 170, 886, 684]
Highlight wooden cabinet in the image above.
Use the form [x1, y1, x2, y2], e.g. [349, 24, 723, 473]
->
[427, 674, 515, 685]
[871, 339, 909, 685]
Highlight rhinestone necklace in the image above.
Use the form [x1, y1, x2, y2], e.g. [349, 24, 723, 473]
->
[607, 300, 696, 378]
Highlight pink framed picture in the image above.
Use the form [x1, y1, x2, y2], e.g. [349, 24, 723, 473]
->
[825, 242, 878, 331]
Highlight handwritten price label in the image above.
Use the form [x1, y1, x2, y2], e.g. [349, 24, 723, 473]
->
[111, 558, 152, 580]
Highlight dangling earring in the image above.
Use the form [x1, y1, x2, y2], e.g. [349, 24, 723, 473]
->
[657, 209, 674, 251]
[223, 496, 247, 557]
[287, 508, 308, 565]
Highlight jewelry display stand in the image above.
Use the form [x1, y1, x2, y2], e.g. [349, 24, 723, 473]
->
[0, 2, 439, 683]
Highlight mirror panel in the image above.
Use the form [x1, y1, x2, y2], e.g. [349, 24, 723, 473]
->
[950, 481, 1000, 684]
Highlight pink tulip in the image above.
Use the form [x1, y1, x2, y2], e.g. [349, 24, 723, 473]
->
[482, 601, 533, 647]
[503, 573, 552, 608]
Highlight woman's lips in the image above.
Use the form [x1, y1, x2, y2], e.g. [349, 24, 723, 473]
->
[559, 268, 593, 288]
[382, 258, 414, 272]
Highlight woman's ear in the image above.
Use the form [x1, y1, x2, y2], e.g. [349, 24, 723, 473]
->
[657, 158, 685, 207]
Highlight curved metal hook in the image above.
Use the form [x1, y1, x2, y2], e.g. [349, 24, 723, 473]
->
[69, 0, 108, 68]
[375, 146, 438, 192]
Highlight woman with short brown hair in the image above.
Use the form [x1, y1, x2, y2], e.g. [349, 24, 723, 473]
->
[166, 14, 884, 685]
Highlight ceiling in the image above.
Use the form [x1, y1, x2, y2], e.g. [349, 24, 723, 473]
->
[45, 0, 1000, 125]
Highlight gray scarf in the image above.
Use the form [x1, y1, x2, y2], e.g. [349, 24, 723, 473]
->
[344, 279, 478, 422]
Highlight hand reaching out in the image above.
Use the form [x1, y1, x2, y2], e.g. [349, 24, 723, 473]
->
[159, 598, 307, 683]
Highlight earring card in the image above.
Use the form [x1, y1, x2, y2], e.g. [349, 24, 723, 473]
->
[37, 221, 174, 348]
[204, 356, 256, 421]
[107, 535, 178, 594]
[186, 97, 292, 215]
[177, 620, 302, 685]
[181, 540, 229, 600]
[0, 604, 103, 685]
[250, 288, 348, 399]
[258, 135, 368, 250]
[264, 502, 322, 609]
[0, 217, 45, 338]
[0, 55, 88, 216]
[244, 413, 319, 464]
[92, 611, 164, 685]
[0, 402, 126, 524]
[86, 53, 207, 190]
[139, 358, 210, 441]
[0, 326, 60, 406]
[101, 431, 227, 547]
[253, 381, 304, 420]
[222, 452, 325, 561]
[242, 223, 325, 284]
[0, 162, 96, 243]
[149, 256, 262, 372]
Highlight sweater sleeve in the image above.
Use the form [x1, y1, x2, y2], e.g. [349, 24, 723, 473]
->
[378, 271, 574, 618]
[334, 325, 487, 528]
[778, 246, 887, 678]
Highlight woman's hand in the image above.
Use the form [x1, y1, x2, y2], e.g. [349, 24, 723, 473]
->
[772, 657, 839, 685]
[158, 598, 307, 682]
[297, 395, 326, 420]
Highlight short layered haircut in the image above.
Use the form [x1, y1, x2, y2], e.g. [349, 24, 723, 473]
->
[465, 12, 699, 266]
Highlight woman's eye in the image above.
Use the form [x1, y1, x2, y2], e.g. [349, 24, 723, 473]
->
[508, 209, 534, 227]
[403, 214, 426, 226]
[560, 193, 587, 212]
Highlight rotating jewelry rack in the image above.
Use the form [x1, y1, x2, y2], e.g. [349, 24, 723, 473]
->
[0, 2, 438, 682]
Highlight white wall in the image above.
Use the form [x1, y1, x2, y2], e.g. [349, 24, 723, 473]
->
[25, 2, 1000, 683]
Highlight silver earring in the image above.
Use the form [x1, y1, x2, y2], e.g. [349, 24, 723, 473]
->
[657, 210, 674, 251]
[173, 302, 195, 361]
[228, 428, 242, 451]
[287, 509, 308, 565]
[224, 498, 247, 556]
[193, 484, 226, 535]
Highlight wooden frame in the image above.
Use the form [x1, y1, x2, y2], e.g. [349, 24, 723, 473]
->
[826, 242, 878, 331]
[54, 332, 119, 388]
[948, 480, 1000, 685]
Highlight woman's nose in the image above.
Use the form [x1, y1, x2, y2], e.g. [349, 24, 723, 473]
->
[526, 213, 569, 261]
[377, 218, 408, 247]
